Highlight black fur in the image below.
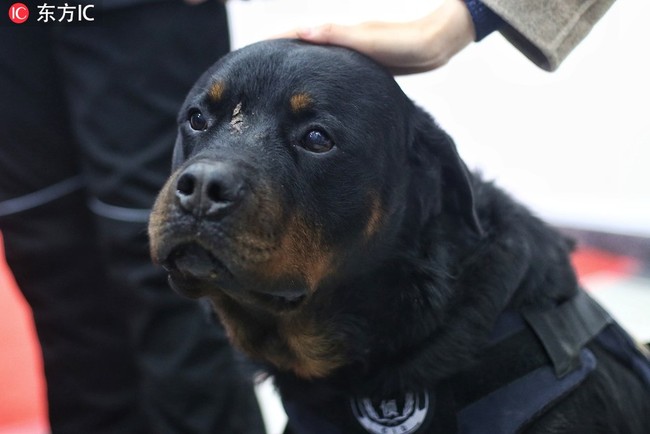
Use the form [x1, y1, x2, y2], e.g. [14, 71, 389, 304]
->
[149, 40, 650, 433]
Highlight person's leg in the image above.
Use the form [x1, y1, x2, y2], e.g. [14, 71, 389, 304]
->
[55, 2, 265, 432]
[0, 28, 141, 434]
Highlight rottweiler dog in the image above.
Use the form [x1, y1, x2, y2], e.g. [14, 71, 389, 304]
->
[149, 40, 650, 434]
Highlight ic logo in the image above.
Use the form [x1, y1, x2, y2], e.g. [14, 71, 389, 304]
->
[9, 3, 30, 24]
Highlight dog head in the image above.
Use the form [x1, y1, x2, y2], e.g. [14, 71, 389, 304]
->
[148, 39, 481, 378]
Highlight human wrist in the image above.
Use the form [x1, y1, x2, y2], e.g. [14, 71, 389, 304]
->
[420, 0, 476, 67]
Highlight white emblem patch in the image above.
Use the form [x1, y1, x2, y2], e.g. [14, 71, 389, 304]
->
[351, 391, 430, 434]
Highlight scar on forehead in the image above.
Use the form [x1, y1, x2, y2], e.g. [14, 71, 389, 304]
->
[290, 93, 313, 113]
[208, 81, 225, 102]
[230, 102, 244, 133]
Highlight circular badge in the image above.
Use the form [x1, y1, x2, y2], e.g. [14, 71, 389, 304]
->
[8, 3, 29, 24]
[351, 391, 430, 434]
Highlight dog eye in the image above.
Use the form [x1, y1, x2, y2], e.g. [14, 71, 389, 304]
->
[301, 129, 334, 153]
[188, 110, 208, 131]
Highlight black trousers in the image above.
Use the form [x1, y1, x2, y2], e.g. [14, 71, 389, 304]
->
[0, 2, 265, 433]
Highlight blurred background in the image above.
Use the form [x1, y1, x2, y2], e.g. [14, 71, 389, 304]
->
[1, 0, 648, 433]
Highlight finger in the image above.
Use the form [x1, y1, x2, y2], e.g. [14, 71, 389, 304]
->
[269, 29, 302, 40]
[296, 23, 369, 48]
[270, 24, 374, 53]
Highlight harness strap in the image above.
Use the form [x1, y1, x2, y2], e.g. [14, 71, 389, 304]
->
[448, 324, 549, 408]
[457, 348, 596, 434]
[522, 290, 612, 377]
[281, 291, 623, 434]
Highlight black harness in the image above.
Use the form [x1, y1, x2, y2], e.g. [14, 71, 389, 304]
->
[283, 291, 650, 434]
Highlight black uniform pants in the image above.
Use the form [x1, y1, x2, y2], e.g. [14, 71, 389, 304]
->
[0, 2, 264, 433]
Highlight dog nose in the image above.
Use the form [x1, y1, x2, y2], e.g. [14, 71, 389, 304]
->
[175, 161, 245, 218]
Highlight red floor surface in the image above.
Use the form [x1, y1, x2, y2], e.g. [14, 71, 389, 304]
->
[0, 236, 49, 433]
[571, 247, 640, 281]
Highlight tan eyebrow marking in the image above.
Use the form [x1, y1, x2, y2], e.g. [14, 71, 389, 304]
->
[364, 194, 384, 239]
[208, 81, 226, 102]
[290, 93, 313, 113]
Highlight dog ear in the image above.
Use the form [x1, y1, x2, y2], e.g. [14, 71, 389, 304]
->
[171, 131, 185, 172]
[409, 107, 483, 236]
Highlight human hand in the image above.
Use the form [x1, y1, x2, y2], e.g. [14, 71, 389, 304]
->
[281, 0, 475, 74]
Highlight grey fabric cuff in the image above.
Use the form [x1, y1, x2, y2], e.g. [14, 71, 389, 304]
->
[482, 0, 616, 71]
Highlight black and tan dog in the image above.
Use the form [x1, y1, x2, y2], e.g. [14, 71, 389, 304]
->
[149, 40, 650, 434]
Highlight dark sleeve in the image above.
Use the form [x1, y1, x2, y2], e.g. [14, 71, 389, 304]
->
[462, 0, 505, 41]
